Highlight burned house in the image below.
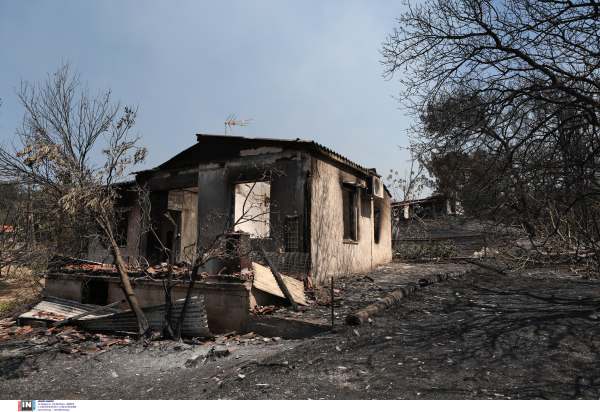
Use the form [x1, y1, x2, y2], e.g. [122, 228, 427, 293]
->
[44, 134, 391, 334]
[114, 134, 391, 283]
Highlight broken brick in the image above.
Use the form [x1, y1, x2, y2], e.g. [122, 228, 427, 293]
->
[59, 346, 77, 354]
[77, 347, 99, 354]
[97, 340, 121, 347]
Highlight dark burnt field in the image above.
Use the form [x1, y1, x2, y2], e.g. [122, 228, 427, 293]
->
[1, 265, 599, 400]
[209, 268, 600, 400]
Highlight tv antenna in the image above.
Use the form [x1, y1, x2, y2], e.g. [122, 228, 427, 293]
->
[225, 114, 252, 135]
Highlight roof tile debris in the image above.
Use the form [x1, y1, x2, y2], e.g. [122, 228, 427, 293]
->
[0, 315, 293, 360]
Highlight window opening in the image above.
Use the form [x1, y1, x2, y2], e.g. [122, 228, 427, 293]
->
[83, 280, 108, 306]
[343, 187, 357, 241]
[284, 215, 299, 252]
[234, 181, 271, 238]
[374, 202, 381, 244]
[162, 210, 181, 262]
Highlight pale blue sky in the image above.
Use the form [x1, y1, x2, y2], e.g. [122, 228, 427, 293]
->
[0, 1, 415, 196]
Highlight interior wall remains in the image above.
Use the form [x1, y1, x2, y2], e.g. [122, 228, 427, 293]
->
[180, 189, 198, 261]
[197, 150, 309, 262]
[85, 201, 143, 265]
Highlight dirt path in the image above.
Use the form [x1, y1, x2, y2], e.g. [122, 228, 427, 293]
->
[1, 264, 599, 400]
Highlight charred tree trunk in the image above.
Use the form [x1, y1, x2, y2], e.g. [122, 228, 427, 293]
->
[111, 243, 150, 337]
[163, 268, 175, 339]
[162, 213, 179, 340]
[97, 215, 150, 338]
[172, 263, 201, 341]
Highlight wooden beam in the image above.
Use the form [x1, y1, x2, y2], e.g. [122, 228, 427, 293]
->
[260, 246, 300, 312]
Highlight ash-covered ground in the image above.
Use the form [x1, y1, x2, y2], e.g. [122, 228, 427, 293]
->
[2, 263, 599, 400]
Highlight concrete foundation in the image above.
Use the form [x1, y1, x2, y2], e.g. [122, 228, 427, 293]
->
[45, 274, 253, 333]
[44, 273, 322, 337]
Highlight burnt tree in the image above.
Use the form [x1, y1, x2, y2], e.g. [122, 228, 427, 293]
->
[382, 0, 600, 268]
[0, 63, 151, 335]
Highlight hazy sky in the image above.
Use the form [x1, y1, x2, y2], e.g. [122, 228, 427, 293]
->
[0, 1, 416, 198]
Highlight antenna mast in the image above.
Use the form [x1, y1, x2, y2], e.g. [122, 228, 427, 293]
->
[225, 113, 252, 135]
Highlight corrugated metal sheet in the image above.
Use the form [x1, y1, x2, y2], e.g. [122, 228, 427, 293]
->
[19, 296, 124, 321]
[19, 295, 210, 336]
[79, 297, 209, 336]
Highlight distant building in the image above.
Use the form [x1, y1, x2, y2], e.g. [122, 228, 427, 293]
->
[391, 195, 463, 240]
[392, 195, 463, 220]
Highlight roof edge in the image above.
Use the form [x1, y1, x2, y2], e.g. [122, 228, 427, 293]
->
[195, 134, 380, 178]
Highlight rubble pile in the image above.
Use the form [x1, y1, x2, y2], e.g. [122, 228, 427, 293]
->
[203, 270, 254, 281]
[302, 278, 344, 307]
[188, 332, 283, 348]
[48, 264, 190, 278]
[252, 304, 309, 315]
[54, 328, 134, 357]
[49, 263, 260, 281]
[1, 311, 287, 359]
[311, 295, 344, 307]
[0, 319, 32, 340]
[48, 264, 121, 276]
[0, 318, 133, 355]
[252, 305, 281, 315]
[248, 275, 344, 320]
[30, 311, 67, 321]
[144, 265, 188, 277]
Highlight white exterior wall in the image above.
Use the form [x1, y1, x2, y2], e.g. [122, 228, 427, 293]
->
[310, 156, 391, 284]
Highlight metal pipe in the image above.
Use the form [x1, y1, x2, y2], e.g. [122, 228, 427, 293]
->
[331, 277, 334, 331]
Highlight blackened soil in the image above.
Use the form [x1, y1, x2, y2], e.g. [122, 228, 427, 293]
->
[210, 269, 600, 400]
[2, 266, 600, 400]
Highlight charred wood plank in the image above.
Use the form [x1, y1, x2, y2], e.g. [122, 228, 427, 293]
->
[419, 272, 455, 287]
[260, 246, 299, 312]
[346, 289, 407, 326]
